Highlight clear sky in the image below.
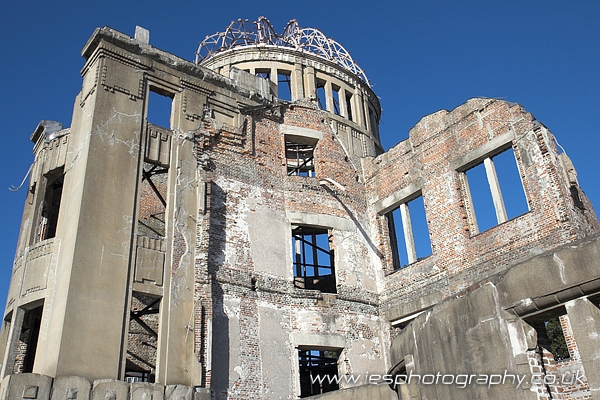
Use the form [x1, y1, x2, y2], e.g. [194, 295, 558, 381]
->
[1, 1, 599, 307]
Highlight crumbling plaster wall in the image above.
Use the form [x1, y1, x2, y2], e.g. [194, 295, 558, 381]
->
[193, 100, 390, 398]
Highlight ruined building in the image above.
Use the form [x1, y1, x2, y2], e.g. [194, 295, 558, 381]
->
[1, 17, 600, 400]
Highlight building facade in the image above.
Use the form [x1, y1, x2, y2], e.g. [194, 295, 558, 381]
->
[1, 18, 600, 400]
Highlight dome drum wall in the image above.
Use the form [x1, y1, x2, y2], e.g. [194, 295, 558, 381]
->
[202, 47, 382, 157]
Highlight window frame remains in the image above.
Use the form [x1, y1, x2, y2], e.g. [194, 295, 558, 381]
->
[385, 192, 432, 269]
[459, 145, 529, 235]
[298, 348, 341, 397]
[292, 226, 336, 293]
[286, 137, 317, 177]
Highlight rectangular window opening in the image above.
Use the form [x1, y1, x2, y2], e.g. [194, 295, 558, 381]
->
[368, 106, 379, 139]
[298, 348, 340, 397]
[255, 69, 270, 80]
[13, 305, 43, 374]
[147, 90, 173, 129]
[386, 195, 432, 270]
[125, 292, 161, 383]
[528, 314, 571, 362]
[286, 137, 316, 177]
[316, 81, 326, 111]
[292, 227, 336, 293]
[36, 168, 64, 243]
[277, 72, 292, 101]
[463, 147, 528, 234]
[345, 92, 353, 122]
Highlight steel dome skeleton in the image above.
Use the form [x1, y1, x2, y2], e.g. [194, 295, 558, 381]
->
[196, 17, 370, 86]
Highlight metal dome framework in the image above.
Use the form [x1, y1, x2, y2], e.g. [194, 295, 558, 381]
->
[196, 17, 370, 85]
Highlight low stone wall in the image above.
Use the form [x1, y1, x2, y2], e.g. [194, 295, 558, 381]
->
[0, 374, 211, 400]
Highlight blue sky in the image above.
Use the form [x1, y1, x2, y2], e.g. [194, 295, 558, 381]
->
[1, 1, 599, 306]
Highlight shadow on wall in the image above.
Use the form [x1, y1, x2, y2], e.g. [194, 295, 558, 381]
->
[207, 182, 230, 399]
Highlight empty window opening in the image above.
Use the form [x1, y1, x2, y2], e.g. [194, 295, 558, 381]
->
[463, 147, 528, 234]
[345, 92, 353, 122]
[299, 348, 340, 397]
[368, 106, 379, 139]
[147, 90, 173, 129]
[332, 86, 341, 116]
[125, 293, 160, 383]
[529, 315, 570, 362]
[316, 81, 326, 110]
[36, 168, 64, 243]
[386, 195, 432, 269]
[138, 162, 168, 238]
[292, 227, 336, 293]
[13, 305, 43, 374]
[286, 137, 316, 177]
[277, 72, 292, 101]
[255, 69, 271, 80]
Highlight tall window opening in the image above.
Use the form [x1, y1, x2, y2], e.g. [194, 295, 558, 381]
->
[368, 106, 379, 139]
[529, 315, 571, 362]
[316, 81, 326, 110]
[13, 305, 43, 374]
[298, 348, 340, 397]
[292, 227, 336, 293]
[285, 136, 317, 177]
[345, 92, 353, 122]
[125, 293, 160, 383]
[386, 195, 432, 269]
[463, 147, 528, 234]
[36, 168, 64, 242]
[277, 71, 292, 101]
[147, 90, 173, 129]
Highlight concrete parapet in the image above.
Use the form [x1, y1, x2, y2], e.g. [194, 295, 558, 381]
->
[191, 388, 210, 400]
[129, 383, 163, 400]
[3, 373, 53, 400]
[51, 376, 91, 400]
[91, 380, 128, 400]
[0, 376, 212, 400]
[304, 384, 398, 400]
[164, 385, 191, 400]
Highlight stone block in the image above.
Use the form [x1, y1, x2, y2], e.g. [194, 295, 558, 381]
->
[164, 386, 191, 400]
[129, 383, 163, 400]
[51, 377, 91, 400]
[91, 380, 128, 400]
[4, 374, 52, 400]
[192, 389, 210, 400]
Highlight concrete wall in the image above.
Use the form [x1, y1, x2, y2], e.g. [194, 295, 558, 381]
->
[390, 233, 600, 400]
[305, 384, 397, 400]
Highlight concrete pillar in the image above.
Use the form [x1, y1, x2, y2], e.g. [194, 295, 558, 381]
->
[221, 64, 230, 79]
[353, 88, 365, 128]
[340, 88, 348, 119]
[399, 203, 417, 264]
[565, 297, 600, 400]
[270, 67, 277, 84]
[304, 66, 316, 100]
[363, 96, 372, 132]
[484, 157, 508, 224]
[325, 81, 334, 113]
[291, 63, 303, 101]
